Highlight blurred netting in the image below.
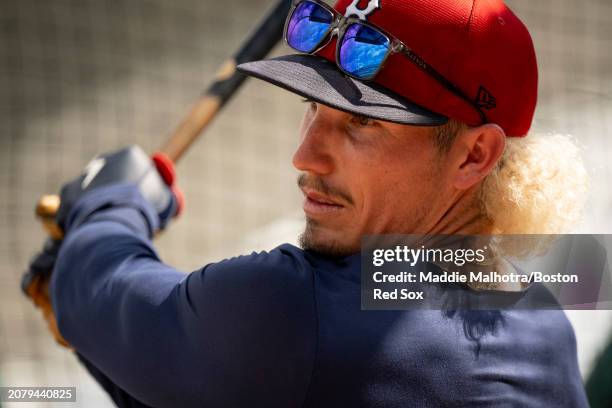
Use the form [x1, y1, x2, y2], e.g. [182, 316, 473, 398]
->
[0, 0, 611, 406]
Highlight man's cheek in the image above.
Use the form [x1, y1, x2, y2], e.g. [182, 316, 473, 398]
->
[355, 194, 387, 233]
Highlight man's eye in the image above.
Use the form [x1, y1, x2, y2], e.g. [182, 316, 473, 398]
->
[352, 114, 376, 127]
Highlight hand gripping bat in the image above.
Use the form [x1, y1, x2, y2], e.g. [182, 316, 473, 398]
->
[23, 0, 292, 348]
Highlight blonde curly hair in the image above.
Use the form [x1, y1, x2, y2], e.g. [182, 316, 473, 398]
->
[434, 121, 589, 257]
[482, 133, 588, 235]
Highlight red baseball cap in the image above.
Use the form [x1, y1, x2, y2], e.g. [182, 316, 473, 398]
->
[238, 0, 538, 137]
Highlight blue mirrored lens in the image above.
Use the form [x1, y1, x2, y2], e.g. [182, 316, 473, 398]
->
[339, 23, 390, 79]
[287, 1, 333, 53]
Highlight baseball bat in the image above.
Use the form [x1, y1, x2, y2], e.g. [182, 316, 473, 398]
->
[34, 0, 291, 239]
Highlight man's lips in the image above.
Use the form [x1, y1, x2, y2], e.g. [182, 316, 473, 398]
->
[301, 189, 345, 216]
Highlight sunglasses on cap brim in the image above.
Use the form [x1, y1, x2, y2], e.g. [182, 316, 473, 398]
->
[283, 0, 488, 124]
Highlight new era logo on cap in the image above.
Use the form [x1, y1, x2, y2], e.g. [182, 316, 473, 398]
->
[475, 86, 497, 110]
[316, 0, 538, 136]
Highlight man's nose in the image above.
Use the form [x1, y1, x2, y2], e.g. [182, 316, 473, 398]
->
[292, 106, 338, 176]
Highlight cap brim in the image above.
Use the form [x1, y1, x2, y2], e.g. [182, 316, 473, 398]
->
[237, 54, 447, 126]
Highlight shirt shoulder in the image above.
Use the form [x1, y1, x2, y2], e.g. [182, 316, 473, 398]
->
[179, 244, 319, 407]
[183, 243, 316, 334]
[196, 243, 312, 290]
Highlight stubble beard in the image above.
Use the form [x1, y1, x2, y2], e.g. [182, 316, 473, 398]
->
[298, 217, 359, 258]
[298, 192, 437, 258]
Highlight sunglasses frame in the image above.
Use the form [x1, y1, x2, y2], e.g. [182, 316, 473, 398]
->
[284, 0, 488, 124]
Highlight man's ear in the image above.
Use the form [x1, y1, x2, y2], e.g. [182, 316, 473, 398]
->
[451, 124, 506, 190]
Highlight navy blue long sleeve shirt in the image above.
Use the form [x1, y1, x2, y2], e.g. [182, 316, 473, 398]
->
[51, 184, 589, 407]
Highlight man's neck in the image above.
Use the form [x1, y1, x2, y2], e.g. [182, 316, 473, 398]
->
[425, 187, 493, 235]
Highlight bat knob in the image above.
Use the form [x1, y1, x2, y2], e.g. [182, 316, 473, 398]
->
[35, 195, 64, 240]
[36, 194, 61, 218]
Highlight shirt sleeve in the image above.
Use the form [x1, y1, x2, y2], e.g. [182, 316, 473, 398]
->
[76, 354, 153, 408]
[50, 184, 317, 408]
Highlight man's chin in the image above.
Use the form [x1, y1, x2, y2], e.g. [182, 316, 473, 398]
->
[298, 221, 359, 258]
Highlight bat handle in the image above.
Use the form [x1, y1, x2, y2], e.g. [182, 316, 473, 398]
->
[36, 194, 64, 240]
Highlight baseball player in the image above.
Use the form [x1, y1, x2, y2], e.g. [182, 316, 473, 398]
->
[27, 0, 590, 406]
